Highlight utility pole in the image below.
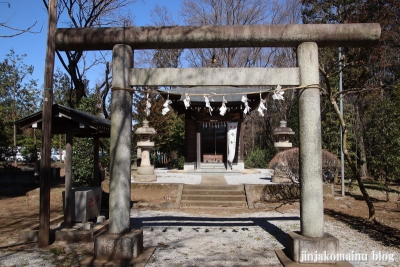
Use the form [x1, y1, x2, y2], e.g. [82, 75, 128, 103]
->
[39, 0, 57, 248]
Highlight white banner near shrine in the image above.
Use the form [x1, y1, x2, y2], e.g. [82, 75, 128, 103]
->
[227, 122, 238, 163]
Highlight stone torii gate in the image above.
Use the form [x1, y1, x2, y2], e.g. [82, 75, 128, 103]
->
[52, 23, 380, 264]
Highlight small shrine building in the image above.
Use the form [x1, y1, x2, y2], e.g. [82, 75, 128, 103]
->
[160, 87, 268, 171]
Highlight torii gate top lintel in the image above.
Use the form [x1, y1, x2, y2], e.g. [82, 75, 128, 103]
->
[55, 23, 381, 51]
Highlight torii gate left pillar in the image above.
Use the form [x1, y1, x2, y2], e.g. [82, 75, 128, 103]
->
[92, 45, 145, 262]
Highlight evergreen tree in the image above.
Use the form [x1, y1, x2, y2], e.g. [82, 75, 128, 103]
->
[0, 49, 39, 160]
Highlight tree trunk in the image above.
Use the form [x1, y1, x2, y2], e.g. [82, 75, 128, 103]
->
[355, 107, 368, 178]
[330, 96, 376, 221]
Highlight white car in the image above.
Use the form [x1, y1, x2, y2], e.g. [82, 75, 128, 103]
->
[51, 152, 60, 161]
[15, 153, 25, 162]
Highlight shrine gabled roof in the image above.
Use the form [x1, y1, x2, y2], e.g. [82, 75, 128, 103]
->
[15, 104, 111, 138]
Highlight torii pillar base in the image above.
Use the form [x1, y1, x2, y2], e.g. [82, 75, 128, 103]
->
[275, 231, 354, 266]
[81, 229, 156, 266]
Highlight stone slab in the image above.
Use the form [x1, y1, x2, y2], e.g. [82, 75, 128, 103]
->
[134, 174, 157, 182]
[55, 220, 109, 242]
[276, 249, 354, 267]
[200, 175, 227, 185]
[18, 215, 64, 243]
[287, 231, 339, 264]
[94, 229, 143, 261]
[81, 246, 156, 267]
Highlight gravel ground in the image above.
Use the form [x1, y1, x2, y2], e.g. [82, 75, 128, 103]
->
[0, 170, 399, 266]
[130, 208, 399, 267]
[0, 207, 398, 267]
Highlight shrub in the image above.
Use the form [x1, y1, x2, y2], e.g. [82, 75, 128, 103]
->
[72, 137, 94, 186]
[268, 147, 340, 183]
[244, 148, 269, 168]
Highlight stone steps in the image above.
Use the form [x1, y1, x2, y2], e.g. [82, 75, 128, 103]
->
[180, 184, 248, 208]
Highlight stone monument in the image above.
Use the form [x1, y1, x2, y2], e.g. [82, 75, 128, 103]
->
[134, 119, 157, 182]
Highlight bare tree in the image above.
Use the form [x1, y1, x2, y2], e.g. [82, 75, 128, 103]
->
[181, 0, 301, 68]
[179, 0, 303, 158]
[0, 2, 40, 38]
[42, 0, 137, 107]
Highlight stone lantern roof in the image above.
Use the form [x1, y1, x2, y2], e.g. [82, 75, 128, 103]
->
[134, 119, 157, 136]
[135, 119, 157, 147]
[273, 120, 295, 136]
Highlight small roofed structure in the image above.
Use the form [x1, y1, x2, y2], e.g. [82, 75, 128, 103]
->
[16, 104, 110, 138]
[16, 104, 110, 227]
[15, 104, 110, 185]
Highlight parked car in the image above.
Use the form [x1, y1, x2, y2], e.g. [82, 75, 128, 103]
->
[15, 153, 25, 162]
[51, 151, 60, 161]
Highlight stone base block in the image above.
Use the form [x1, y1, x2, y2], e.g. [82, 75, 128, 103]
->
[323, 183, 334, 196]
[81, 246, 156, 267]
[137, 166, 154, 175]
[134, 174, 157, 182]
[56, 228, 95, 242]
[62, 187, 102, 223]
[287, 231, 339, 264]
[55, 220, 109, 242]
[18, 229, 39, 243]
[94, 229, 143, 261]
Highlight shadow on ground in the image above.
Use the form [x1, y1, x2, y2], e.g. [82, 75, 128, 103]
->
[130, 215, 300, 247]
[324, 208, 400, 247]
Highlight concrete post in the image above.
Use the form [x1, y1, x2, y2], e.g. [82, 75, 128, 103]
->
[297, 42, 324, 238]
[109, 44, 133, 234]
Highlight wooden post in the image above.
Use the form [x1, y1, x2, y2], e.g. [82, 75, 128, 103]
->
[39, 0, 57, 247]
[93, 136, 100, 187]
[196, 122, 201, 170]
[64, 132, 73, 228]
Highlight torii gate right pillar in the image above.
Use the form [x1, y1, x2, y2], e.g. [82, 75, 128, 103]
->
[298, 42, 324, 238]
[278, 42, 341, 265]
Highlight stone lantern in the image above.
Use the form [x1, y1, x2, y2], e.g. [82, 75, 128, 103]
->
[273, 120, 295, 152]
[134, 119, 157, 182]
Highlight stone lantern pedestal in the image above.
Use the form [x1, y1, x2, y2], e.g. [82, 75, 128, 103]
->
[134, 120, 157, 182]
